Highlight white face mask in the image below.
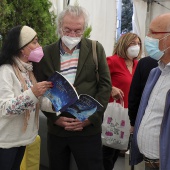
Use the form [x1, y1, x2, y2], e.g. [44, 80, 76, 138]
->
[61, 36, 81, 50]
[127, 45, 140, 59]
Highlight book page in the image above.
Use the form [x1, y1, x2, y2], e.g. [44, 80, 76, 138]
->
[44, 71, 79, 112]
[65, 94, 103, 121]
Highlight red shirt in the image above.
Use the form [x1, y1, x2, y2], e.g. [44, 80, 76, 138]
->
[107, 54, 138, 108]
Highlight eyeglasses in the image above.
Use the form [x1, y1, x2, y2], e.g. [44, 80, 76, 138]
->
[150, 31, 170, 34]
[62, 28, 83, 36]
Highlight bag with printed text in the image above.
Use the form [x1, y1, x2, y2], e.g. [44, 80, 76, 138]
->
[101, 101, 130, 150]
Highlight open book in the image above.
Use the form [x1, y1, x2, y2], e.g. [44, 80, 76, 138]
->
[44, 71, 103, 121]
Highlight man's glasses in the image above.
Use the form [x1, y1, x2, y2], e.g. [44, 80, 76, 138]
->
[150, 31, 170, 34]
[62, 28, 83, 36]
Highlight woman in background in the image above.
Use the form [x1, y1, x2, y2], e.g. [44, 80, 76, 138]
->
[102, 32, 142, 170]
[0, 25, 53, 170]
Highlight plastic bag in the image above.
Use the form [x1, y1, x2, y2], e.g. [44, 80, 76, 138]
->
[101, 102, 130, 150]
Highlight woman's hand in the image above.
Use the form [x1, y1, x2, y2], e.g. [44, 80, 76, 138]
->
[111, 86, 124, 100]
[31, 81, 53, 97]
[130, 126, 134, 133]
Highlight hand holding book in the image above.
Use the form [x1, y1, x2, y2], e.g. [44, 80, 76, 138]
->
[44, 71, 103, 121]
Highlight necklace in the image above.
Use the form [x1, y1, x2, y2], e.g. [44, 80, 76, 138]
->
[125, 61, 133, 68]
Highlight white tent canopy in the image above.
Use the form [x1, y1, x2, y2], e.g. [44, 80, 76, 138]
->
[49, 0, 170, 57]
[49, 0, 117, 56]
[132, 0, 170, 56]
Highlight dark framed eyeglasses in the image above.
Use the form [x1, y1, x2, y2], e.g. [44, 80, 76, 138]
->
[61, 28, 83, 36]
[151, 31, 170, 34]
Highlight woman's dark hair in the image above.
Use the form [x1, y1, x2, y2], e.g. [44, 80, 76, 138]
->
[0, 25, 22, 66]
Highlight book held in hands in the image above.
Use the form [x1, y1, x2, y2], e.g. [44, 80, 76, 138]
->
[44, 71, 103, 121]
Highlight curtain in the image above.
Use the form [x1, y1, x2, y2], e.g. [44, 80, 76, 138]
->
[132, 0, 170, 57]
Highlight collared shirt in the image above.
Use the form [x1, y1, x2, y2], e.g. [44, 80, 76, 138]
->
[137, 61, 170, 159]
[60, 41, 80, 84]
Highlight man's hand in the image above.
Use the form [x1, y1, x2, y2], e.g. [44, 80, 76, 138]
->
[55, 117, 91, 131]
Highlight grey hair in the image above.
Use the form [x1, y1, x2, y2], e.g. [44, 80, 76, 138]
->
[57, 5, 89, 36]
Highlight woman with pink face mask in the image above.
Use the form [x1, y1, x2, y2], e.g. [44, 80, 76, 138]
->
[102, 32, 142, 170]
[0, 25, 54, 170]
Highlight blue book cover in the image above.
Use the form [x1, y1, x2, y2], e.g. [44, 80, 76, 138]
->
[44, 71, 79, 112]
[65, 94, 103, 121]
[44, 71, 103, 121]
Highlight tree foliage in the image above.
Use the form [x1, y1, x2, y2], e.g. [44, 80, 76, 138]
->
[0, 1, 92, 49]
[83, 25, 92, 38]
[121, 0, 133, 33]
[0, 0, 57, 48]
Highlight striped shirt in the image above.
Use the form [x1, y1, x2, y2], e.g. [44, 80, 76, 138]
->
[60, 43, 80, 84]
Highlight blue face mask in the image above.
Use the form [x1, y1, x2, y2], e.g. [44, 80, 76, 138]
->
[144, 36, 164, 61]
[144, 35, 170, 61]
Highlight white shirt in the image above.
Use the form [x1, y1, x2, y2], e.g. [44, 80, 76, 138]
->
[137, 61, 170, 159]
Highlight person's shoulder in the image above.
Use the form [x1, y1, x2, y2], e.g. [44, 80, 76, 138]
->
[151, 66, 159, 73]
[107, 54, 120, 61]
[82, 38, 103, 48]
[0, 64, 13, 71]
[43, 41, 59, 51]
[147, 66, 160, 79]
[139, 56, 157, 63]
[138, 56, 158, 67]
[0, 64, 14, 77]
[82, 38, 98, 44]
[106, 55, 121, 66]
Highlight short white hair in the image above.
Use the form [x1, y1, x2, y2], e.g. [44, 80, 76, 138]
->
[57, 5, 89, 36]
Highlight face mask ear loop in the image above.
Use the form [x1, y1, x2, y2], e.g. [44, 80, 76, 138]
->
[161, 34, 170, 52]
[26, 47, 32, 52]
[159, 33, 170, 41]
[163, 46, 170, 53]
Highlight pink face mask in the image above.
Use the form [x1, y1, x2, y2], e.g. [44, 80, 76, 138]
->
[28, 47, 44, 62]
